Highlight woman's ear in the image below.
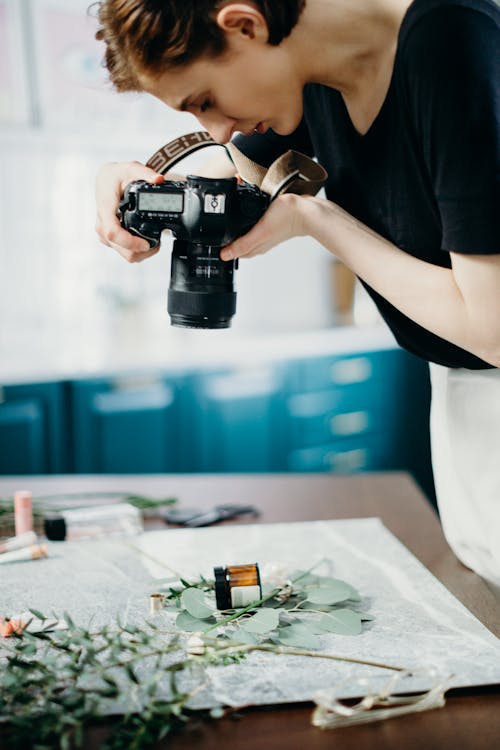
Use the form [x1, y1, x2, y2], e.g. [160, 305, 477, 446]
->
[215, 3, 269, 43]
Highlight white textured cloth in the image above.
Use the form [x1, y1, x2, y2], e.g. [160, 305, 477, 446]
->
[429, 362, 500, 586]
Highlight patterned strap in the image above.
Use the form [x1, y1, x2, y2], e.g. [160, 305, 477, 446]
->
[146, 131, 327, 200]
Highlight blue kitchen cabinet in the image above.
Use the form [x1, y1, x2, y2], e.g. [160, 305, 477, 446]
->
[1, 339, 434, 502]
[284, 348, 434, 501]
[0, 381, 70, 474]
[70, 373, 186, 473]
[190, 364, 286, 473]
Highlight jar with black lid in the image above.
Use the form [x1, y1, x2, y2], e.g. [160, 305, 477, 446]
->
[214, 563, 262, 609]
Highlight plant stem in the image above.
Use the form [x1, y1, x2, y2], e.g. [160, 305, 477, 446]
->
[207, 642, 406, 673]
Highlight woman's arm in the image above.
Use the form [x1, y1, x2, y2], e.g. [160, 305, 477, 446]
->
[221, 193, 500, 367]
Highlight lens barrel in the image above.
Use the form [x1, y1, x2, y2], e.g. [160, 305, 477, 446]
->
[168, 240, 237, 329]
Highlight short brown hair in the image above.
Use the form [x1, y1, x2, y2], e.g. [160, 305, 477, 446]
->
[94, 1, 306, 92]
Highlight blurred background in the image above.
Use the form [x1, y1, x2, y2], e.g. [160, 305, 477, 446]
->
[0, 0, 435, 503]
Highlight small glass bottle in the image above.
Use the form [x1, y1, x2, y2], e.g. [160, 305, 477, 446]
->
[14, 490, 33, 535]
[43, 503, 143, 541]
[214, 563, 262, 609]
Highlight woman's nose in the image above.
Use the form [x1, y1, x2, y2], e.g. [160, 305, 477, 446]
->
[199, 113, 238, 144]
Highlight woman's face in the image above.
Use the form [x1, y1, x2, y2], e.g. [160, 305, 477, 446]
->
[147, 31, 305, 143]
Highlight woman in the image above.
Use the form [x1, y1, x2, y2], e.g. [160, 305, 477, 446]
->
[95, 0, 500, 585]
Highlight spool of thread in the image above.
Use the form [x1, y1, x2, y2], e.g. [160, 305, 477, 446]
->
[149, 593, 165, 615]
[14, 490, 33, 536]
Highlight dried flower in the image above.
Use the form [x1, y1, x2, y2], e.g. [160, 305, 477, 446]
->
[260, 562, 291, 590]
[0, 616, 27, 638]
[274, 583, 294, 604]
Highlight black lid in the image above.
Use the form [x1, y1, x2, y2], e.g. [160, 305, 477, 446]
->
[44, 514, 67, 541]
[214, 566, 230, 610]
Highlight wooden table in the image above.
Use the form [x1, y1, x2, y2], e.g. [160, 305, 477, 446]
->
[0, 471, 499, 749]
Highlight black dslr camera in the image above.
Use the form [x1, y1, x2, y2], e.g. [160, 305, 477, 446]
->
[119, 175, 269, 329]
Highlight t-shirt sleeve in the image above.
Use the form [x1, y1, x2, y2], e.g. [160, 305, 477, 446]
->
[401, 2, 499, 253]
[231, 117, 314, 168]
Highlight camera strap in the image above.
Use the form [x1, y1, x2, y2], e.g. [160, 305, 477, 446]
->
[146, 131, 328, 201]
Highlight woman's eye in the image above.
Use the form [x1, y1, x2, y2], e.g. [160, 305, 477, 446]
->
[200, 99, 211, 113]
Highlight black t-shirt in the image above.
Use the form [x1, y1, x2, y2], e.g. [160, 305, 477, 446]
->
[233, 0, 500, 369]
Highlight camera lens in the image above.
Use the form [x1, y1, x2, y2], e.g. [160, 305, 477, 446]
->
[168, 240, 237, 329]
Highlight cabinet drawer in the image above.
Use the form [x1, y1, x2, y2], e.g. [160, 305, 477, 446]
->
[286, 386, 384, 449]
[288, 350, 397, 393]
[288, 406, 377, 449]
[287, 436, 384, 473]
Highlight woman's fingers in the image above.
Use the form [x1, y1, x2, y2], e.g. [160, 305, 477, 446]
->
[95, 161, 165, 262]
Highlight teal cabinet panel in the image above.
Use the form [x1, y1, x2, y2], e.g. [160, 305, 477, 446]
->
[284, 347, 434, 502]
[288, 436, 384, 473]
[191, 366, 286, 472]
[288, 351, 387, 393]
[0, 399, 44, 474]
[71, 375, 185, 473]
[0, 382, 70, 474]
[286, 389, 383, 449]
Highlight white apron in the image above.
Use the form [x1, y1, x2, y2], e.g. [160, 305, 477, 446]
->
[429, 362, 500, 586]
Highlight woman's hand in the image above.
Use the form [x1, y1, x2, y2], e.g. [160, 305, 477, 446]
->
[219, 193, 308, 261]
[95, 161, 165, 263]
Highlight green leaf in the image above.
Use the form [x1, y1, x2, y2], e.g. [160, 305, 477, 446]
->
[231, 628, 258, 645]
[306, 580, 352, 605]
[240, 609, 280, 634]
[317, 608, 363, 635]
[290, 570, 322, 586]
[315, 578, 362, 602]
[28, 608, 46, 621]
[125, 665, 140, 684]
[344, 583, 362, 602]
[180, 588, 214, 619]
[298, 601, 340, 613]
[175, 611, 216, 632]
[63, 611, 75, 628]
[277, 624, 320, 649]
[122, 623, 138, 635]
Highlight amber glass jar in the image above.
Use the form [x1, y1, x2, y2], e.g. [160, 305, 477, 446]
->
[214, 563, 262, 609]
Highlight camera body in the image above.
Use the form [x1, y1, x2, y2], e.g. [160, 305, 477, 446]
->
[119, 175, 269, 328]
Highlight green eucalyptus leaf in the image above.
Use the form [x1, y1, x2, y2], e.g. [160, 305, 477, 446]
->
[317, 608, 363, 635]
[180, 588, 214, 619]
[289, 570, 322, 585]
[277, 624, 320, 649]
[63, 611, 75, 628]
[314, 578, 362, 602]
[239, 609, 279, 634]
[175, 611, 216, 632]
[344, 584, 362, 602]
[306, 580, 352, 605]
[298, 601, 338, 612]
[231, 629, 258, 645]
